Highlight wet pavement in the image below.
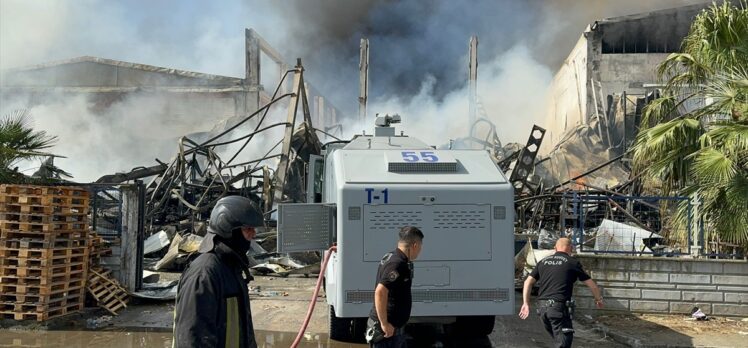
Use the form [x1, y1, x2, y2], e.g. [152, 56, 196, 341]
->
[0, 314, 623, 348]
[0, 276, 624, 347]
[0, 329, 370, 348]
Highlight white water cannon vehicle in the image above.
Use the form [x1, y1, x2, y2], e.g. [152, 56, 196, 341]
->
[277, 114, 514, 341]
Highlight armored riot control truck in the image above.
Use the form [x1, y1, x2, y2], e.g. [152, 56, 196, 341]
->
[277, 115, 514, 341]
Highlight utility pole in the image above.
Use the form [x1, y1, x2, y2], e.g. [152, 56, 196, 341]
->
[359, 37, 370, 124]
[468, 35, 478, 134]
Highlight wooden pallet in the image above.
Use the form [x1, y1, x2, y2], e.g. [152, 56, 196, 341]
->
[0, 203, 89, 215]
[0, 289, 86, 312]
[0, 185, 89, 198]
[0, 246, 88, 259]
[0, 278, 86, 296]
[0, 212, 88, 223]
[0, 254, 87, 268]
[88, 232, 112, 267]
[0, 295, 85, 313]
[0, 302, 83, 321]
[0, 229, 88, 242]
[0, 195, 88, 207]
[0, 221, 88, 233]
[1, 236, 88, 250]
[87, 268, 128, 315]
[1, 268, 86, 286]
[0, 287, 85, 304]
[0, 261, 86, 278]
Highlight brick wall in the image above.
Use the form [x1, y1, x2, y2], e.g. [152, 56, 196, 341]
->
[573, 255, 748, 317]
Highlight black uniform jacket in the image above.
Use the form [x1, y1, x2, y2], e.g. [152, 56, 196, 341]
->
[369, 248, 413, 328]
[173, 242, 257, 348]
[530, 251, 591, 302]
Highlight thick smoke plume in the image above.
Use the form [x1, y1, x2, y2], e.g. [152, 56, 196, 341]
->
[0, 0, 709, 181]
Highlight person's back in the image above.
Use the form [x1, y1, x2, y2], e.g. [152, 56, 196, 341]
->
[519, 238, 603, 348]
[533, 252, 588, 302]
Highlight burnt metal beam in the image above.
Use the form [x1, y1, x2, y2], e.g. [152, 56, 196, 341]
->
[468, 36, 478, 133]
[274, 59, 304, 202]
[359, 38, 369, 123]
[96, 163, 168, 184]
[509, 125, 546, 193]
[548, 153, 625, 192]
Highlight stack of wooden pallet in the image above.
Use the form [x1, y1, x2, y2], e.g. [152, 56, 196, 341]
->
[0, 184, 90, 321]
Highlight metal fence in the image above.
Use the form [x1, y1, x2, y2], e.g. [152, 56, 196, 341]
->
[567, 194, 696, 256]
[86, 182, 146, 290]
[88, 185, 124, 242]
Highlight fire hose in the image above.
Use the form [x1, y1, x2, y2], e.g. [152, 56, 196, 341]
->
[290, 245, 337, 348]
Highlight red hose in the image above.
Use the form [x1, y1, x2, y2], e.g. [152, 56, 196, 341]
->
[290, 245, 337, 348]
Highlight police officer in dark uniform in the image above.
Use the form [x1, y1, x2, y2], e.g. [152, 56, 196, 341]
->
[519, 237, 603, 348]
[173, 196, 261, 348]
[366, 226, 424, 348]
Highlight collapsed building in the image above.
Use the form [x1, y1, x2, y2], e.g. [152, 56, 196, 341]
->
[538, 3, 710, 189]
[0, 29, 343, 166]
[509, 3, 736, 256]
[0, 29, 344, 291]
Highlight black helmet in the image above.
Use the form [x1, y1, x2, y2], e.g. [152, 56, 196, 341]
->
[199, 196, 262, 253]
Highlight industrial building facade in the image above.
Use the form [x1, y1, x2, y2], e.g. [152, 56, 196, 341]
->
[539, 3, 710, 187]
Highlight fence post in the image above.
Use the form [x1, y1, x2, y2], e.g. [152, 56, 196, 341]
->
[574, 193, 583, 248]
[690, 194, 702, 257]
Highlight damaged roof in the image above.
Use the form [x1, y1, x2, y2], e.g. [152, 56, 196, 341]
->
[1, 56, 244, 89]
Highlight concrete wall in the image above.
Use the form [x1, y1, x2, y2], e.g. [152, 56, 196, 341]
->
[540, 4, 708, 155]
[542, 34, 588, 152]
[599, 53, 668, 99]
[574, 255, 748, 317]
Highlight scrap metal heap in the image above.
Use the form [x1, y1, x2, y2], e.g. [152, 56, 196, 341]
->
[96, 60, 330, 276]
[469, 115, 706, 258]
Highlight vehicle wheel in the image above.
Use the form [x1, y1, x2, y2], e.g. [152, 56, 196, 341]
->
[455, 315, 495, 336]
[329, 305, 354, 342]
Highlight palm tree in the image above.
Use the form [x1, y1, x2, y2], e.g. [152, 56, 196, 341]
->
[632, 1, 748, 250]
[0, 109, 63, 183]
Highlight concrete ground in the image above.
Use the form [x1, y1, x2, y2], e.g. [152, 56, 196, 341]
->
[2, 274, 746, 347]
[579, 312, 748, 348]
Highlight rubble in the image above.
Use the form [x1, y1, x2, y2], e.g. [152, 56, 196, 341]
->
[594, 219, 664, 254]
[143, 230, 170, 255]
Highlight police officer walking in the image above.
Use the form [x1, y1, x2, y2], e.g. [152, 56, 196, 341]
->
[366, 226, 424, 348]
[173, 196, 262, 348]
[519, 237, 603, 348]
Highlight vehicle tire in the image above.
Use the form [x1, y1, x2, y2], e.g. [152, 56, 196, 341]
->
[329, 305, 354, 342]
[455, 315, 496, 336]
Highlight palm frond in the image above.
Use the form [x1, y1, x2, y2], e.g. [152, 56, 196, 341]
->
[0, 109, 58, 169]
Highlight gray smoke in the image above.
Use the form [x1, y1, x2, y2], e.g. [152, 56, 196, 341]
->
[0, 0, 710, 181]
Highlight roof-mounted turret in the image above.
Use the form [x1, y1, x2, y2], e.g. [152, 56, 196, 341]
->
[374, 114, 401, 136]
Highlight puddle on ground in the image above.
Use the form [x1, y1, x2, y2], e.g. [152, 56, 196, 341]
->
[0, 329, 367, 348]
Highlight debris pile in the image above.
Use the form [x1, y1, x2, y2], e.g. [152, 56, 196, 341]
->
[99, 62, 329, 277]
[462, 117, 708, 261]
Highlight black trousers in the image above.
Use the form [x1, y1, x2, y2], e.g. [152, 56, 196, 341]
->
[370, 334, 406, 348]
[538, 303, 574, 348]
